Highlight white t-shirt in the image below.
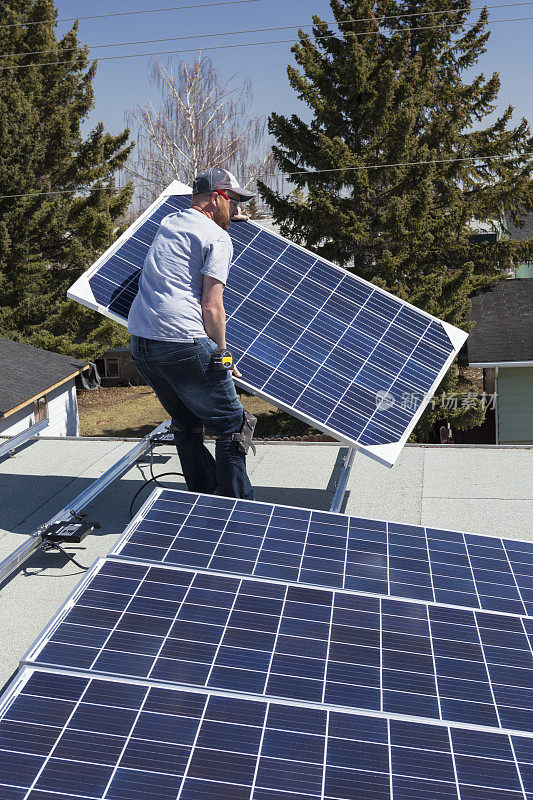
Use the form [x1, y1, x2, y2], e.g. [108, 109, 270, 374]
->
[128, 208, 233, 341]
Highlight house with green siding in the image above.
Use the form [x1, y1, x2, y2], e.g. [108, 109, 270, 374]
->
[504, 212, 533, 278]
[467, 279, 533, 444]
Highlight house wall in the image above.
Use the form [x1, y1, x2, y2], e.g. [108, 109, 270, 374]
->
[0, 380, 80, 438]
[95, 350, 141, 386]
[498, 366, 533, 443]
[516, 262, 533, 279]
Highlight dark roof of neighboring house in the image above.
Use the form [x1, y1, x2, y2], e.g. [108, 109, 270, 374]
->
[0, 337, 88, 417]
[99, 347, 130, 354]
[505, 212, 533, 242]
[466, 279, 533, 365]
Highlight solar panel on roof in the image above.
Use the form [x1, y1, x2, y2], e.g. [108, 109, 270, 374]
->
[4, 667, 532, 800]
[67, 182, 468, 467]
[22, 557, 533, 734]
[109, 488, 533, 617]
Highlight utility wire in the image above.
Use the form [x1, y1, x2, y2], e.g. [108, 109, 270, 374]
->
[279, 152, 533, 176]
[2, 14, 533, 70]
[2, 2, 532, 60]
[0, 0, 264, 29]
[1, 152, 532, 201]
[1, 0, 531, 31]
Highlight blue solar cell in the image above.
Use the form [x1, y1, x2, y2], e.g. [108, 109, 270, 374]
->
[325, 292, 360, 324]
[276, 246, 316, 274]
[273, 348, 317, 383]
[366, 290, 404, 319]
[392, 743, 456, 782]
[425, 319, 457, 350]
[291, 277, 328, 307]
[250, 281, 288, 313]
[335, 275, 373, 305]
[355, 306, 394, 339]
[131, 217, 166, 246]
[69, 186, 467, 466]
[237, 297, 274, 331]
[227, 263, 259, 295]
[247, 334, 289, 369]
[236, 353, 273, 386]
[308, 365, 351, 401]
[90, 272, 138, 313]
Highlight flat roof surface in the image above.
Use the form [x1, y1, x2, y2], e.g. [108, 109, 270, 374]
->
[0, 436, 532, 690]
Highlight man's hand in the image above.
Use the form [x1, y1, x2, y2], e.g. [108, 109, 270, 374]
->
[231, 204, 249, 222]
[231, 363, 242, 379]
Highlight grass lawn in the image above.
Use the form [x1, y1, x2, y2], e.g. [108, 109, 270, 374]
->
[77, 385, 318, 439]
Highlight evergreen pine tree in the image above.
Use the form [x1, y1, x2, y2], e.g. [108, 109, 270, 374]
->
[0, 0, 134, 359]
[260, 0, 533, 437]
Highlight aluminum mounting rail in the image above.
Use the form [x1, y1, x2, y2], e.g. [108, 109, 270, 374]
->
[329, 446, 357, 513]
[0, 419, 49, 461]
[0, 420, 171, 586]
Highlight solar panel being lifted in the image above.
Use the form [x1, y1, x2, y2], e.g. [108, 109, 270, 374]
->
[4, 667, 532, 800]
[67, 183, 468, 467]
[23, 558, 533, 733]
[110, 489, 533, 616]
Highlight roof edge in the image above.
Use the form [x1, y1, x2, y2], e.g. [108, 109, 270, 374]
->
[469, 361, 533, 368]
[2, 367, 89, 418]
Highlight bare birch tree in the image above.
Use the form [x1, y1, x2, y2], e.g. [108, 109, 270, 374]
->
[126, 55, 277, 210]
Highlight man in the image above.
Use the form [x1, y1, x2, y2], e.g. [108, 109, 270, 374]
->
[128, 168, 255, 499]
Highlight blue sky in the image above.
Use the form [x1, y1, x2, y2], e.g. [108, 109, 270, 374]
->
[52, 0, 533, 158]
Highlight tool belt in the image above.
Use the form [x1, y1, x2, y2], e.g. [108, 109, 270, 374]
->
[232, 410, 257, 456]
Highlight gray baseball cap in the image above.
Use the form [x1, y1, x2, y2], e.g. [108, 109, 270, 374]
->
[192, 168, 254, 203]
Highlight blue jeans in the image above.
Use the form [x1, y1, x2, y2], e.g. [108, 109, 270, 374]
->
[131, 335, 254, 499]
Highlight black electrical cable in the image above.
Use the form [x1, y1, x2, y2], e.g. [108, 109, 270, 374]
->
[42, 541, 89, 571]
[129, 437, 184, 519]
[129, 471, 185, 519]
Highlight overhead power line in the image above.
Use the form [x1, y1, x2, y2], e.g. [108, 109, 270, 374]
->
[1, 152, 531, 200]
[1, 0, 531, 31]
[0, 0, 264, 29]
[281, 152, 533, 176]
[3, 2, 533, 60]
[2, 14, 533, 71]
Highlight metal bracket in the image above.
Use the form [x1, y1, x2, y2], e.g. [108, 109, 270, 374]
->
[0, 420, 172, 586]
[329, 446, 357, 513]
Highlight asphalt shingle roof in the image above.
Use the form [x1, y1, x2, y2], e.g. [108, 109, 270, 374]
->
[505, 212, 533, 243]
[0, 338, 88, 416]
[466, 279, 533, 364]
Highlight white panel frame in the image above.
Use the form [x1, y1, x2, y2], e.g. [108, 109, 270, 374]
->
[4, 664, 533, 742]
[68, 184, 468, 468]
